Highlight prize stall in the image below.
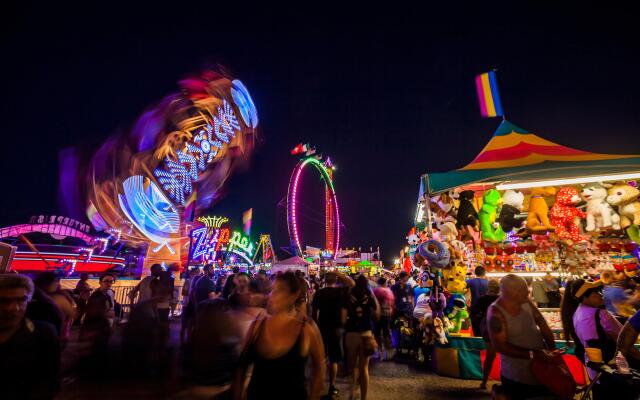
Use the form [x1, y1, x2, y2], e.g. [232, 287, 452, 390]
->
[412, 120, 640, 381]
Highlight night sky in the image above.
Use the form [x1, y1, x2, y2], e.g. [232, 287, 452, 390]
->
[2, 3, 639, 262]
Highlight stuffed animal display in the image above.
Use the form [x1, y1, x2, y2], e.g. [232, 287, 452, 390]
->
[479, 189, 506, 242]
[498, 190, 526, 233]
[606, 183, 640, 228]
[526, 186, 556, 233]
[456, 190, 478, 229]
[550, 187, 587, 242]
[581, 183, 621, 231]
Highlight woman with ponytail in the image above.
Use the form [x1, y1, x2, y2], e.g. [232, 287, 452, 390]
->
[561, 278, 626, 399]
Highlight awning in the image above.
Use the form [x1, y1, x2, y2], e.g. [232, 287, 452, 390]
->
[421, 120, 640, 195]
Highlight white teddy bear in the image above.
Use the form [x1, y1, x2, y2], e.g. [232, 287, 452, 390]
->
[581, 183, 621, 231]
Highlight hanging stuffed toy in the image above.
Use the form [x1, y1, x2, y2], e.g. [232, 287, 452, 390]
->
[433, 317, 448, 345]
[479, 189, 507, 243]
[627, 225, 640, 244]
[402, 255, 413, 274]
[456, 190, 478, 229]
[447, 298, 469, 334]
[428, 272, 447, 319]
[444, 262, 468, 295]
[581, 183, 621, 231]
[406, 228, 420, 261]
[498, 190, 526, 233]
[550, 187, 587, 242]
[606, 183, 640, 229]
[418, 239, 451, 270]
[438, 221, 458, 243]
[526, 186, 557, 233]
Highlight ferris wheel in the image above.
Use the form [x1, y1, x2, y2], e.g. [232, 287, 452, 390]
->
[286, 154, 340, 259]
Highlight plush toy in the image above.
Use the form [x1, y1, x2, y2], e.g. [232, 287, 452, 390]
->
[580, 183, 621, 231]
[428, 274, 447, 319]
[526, 186, 557, 233]
[498, 190, 526, 233]
[431, 190, 459, 216]
[418, 240, 451, 270]
[439, 221, 458, 243]
[407, 229, 420, 260]
[448, 239, 467, 261]
[433, 317, 448, 344]
[550, 187, 587, 242]
[606, 183, 640, 228]
[447, 298, 469, 334]
[628, 225, 640, 244]
[456, 190, 478, 229]
[444, 262, 468, 294]
[479, 189, 507, 243]
[421, 314, 436, 346]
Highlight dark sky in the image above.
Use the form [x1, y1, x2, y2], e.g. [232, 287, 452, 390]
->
[2, 3, 640, 262]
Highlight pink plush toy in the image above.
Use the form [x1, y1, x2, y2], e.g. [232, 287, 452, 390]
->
[550, 187, 587, 242]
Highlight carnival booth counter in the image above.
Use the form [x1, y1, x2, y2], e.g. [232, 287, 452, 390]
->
[411, 120, 640, 382]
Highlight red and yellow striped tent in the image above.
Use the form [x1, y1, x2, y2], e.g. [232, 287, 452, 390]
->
[421, 120, 640, 195]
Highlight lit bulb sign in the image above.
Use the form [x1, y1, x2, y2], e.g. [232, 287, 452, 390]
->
[188, 215, 254, 264]
[197, 216, 229, 229]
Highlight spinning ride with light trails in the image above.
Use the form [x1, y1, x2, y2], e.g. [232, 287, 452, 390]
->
[62, 69, 258, 275]
[286, 154, 340, 259]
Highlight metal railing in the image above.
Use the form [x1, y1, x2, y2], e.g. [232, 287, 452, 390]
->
[111, 285, 184, 320]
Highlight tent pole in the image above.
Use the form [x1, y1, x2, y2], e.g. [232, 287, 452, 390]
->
[425, 185, 433, 239]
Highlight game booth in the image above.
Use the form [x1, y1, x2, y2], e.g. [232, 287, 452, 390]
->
[271, 256, 311, 276]
[411, 120, 640, 383]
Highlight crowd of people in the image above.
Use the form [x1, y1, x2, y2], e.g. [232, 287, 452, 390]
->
[462, 266, 640, 400]
[3, 262, 640, 400]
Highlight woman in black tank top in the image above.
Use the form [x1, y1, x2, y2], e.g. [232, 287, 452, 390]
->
[233, 272, 326, 400]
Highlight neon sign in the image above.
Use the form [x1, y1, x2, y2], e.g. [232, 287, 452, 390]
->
[229, 231, 254, 258]
[188, 215, 254, 264]
[197, 216, 229, 229]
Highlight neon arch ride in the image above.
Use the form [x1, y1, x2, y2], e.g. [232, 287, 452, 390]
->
[287, 157, 340, 259]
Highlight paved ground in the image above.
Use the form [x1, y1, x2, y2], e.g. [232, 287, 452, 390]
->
[334, 358, 491, 400]
[57, 320, 493, 399]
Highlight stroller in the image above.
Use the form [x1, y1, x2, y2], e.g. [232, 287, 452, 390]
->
[393, 313, 420, 359]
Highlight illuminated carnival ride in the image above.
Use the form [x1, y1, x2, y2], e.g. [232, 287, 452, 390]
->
[59, 70, 259, 274]
[0, 215, 126, 275]
[286, 150, 340, 259]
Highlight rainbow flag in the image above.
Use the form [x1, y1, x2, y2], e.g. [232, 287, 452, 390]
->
[475, 71, 503, 118]
[242, 208, 252, 235]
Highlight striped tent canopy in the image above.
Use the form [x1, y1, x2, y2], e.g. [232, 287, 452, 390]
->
[421, 120, 640, 195]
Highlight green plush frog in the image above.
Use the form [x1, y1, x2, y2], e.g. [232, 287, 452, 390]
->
[479, 189, 506, 242]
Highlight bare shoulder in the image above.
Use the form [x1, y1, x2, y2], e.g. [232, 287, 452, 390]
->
[487, 303, 506, 333]
[304, 318, 321, 336]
